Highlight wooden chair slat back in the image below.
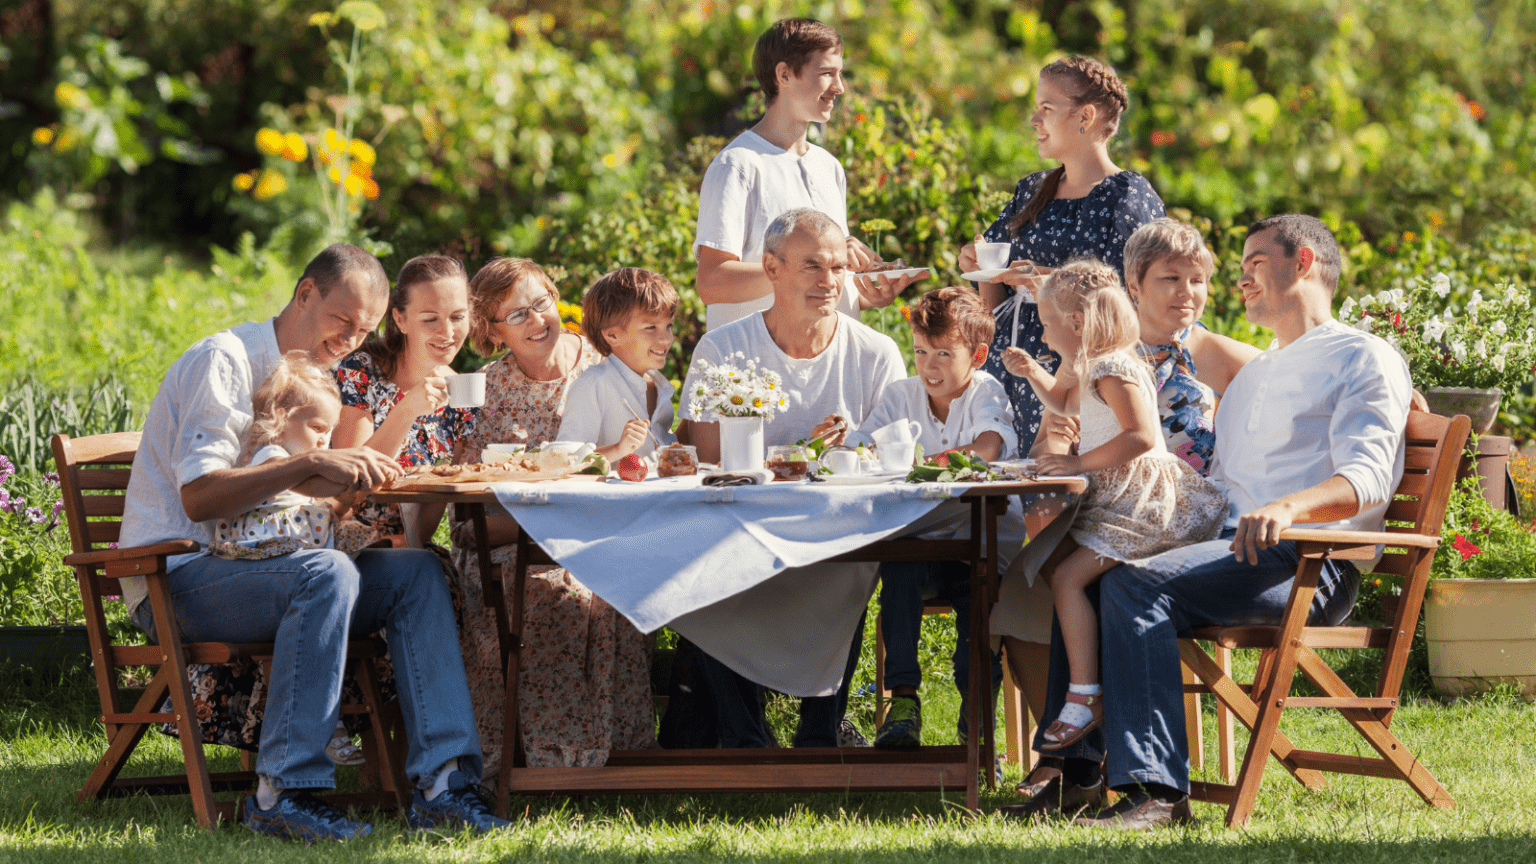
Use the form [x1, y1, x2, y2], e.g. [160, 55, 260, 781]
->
[52, 432, 140, 559]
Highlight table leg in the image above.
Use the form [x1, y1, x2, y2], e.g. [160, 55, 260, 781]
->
[965, 499, 983, 813]
[980, 497, 1001, 790]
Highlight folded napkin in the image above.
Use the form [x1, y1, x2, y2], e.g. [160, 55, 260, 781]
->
[701, 468, 776, 487]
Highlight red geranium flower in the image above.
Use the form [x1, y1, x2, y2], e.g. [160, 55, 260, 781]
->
[1451, 533, 1482, 561]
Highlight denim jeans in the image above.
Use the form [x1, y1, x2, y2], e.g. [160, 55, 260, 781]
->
[1031, 530, 1359, 793]
[133, 548, 482, 790]
[879, 559, 1003, 729]
[696, 612, 866, 748]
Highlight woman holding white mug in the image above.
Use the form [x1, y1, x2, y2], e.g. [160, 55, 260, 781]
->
[333, 253, 476, 545]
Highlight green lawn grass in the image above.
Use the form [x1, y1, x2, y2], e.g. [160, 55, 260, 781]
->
[3, 651, 1534, 863]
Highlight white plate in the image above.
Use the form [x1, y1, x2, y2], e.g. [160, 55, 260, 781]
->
[960, 268, 1010, 282]
[814, 471, 907, 486]
[855, 267, 930, 280]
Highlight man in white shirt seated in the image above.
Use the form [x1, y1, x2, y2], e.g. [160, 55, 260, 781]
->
[1010, 215, 1412, 829]
[120, 245, 508, 839]
[682, 207, 906, 747]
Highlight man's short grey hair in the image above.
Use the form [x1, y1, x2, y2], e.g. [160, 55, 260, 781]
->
[762, 208, 843, 259]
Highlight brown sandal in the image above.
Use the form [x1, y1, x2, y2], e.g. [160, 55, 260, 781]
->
[1039, 691, 1104, 751]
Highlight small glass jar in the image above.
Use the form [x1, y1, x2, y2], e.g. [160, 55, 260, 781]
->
[656, 443, 699, 477]
[765, 444, 812, 481]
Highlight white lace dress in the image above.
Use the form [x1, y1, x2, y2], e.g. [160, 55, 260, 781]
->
[1019, 351, 1226, 583]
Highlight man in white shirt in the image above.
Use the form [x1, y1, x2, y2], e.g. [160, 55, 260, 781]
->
[120, 245, 507, 839]
[1011, 215, 1412, 829]
[693, 18, 921, 332]
[681, 207, 905, 747]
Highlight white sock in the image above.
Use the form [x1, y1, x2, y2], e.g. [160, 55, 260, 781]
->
[1056, 683, 1102, 730]
[256, 777, 280, 810]
[424, 758, 459, 801]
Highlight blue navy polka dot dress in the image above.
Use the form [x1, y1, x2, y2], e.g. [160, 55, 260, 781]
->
[978, 170, 1165, 449]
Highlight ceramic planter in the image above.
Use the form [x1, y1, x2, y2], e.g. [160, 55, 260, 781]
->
[717, 415, 765, 472]
[1422, 386, 1503, 434]
[1425, 578, 1536, 698]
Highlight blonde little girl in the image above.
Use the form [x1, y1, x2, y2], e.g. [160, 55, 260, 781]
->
[210, 352, 378, 561]
[1003, 258, 1226, 750]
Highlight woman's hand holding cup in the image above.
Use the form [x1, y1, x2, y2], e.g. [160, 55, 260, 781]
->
[403, 376, 449, 418]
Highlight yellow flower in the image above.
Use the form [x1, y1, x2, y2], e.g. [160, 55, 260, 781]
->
[54, 81, 90, 110]
[231, 171, 257, 192]
[281, 132, 308, 162]
[348, 139, 376, 166]
[328, 166, 342, 184]
[31, 127, 54, 146]
[255, 127, 286, 156]
[324, 128, 345, 154]
[252, 168, 288, 200]
[343, 173, 364, 196]
[562, 321, 582, 333]
[348, 159, 373, 180]
[362, 178, 380, 200]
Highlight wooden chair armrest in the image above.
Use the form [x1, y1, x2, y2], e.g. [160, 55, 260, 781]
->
[1279, 528, 1440, 549]
[64, 540, 201, 566]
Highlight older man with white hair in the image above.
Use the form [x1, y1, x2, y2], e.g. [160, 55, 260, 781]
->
[680, 207, 906, 748]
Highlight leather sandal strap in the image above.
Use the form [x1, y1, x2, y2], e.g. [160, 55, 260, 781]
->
[1064, 690, 1100, 707]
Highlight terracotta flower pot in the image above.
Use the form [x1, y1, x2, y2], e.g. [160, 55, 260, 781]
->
[1425, 578, 1536, 698]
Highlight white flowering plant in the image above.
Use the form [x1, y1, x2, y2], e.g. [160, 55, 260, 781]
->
[685, 352, 791, 421]
[1341, 272, 1536, 391]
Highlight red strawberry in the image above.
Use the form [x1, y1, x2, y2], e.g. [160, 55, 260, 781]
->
[934, 449, 962, 467]
[618, 453, 647, 482]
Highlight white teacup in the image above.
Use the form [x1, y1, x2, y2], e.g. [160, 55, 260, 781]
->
[822, 448, 860, 475]
[446, 372, 487, 409]
[975, 242, 1012, 271]
[879, 441, 918, 473]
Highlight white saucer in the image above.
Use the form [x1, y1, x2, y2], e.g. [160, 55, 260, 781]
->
[960, 268, 1009, 282]
[855, 267, 930, 280]
[815, 471, 907, 486]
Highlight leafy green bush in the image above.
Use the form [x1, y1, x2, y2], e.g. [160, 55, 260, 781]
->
[0, 464, 77, 628]
[1432, 476, 1536, 581]
[0, 379, 134, 474]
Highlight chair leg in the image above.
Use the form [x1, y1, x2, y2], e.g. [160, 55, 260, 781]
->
[1183, 661, 1204, 772]
[1214, 645, 1236, 784]
[79, 670, 170, 801]
[873, 612, 889, 728]
[1001, 657, 1030, 769]
[353, 654, 409, 812]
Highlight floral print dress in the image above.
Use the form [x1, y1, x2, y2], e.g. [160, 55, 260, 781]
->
[978, 170, 1165, 449]
[335, 351, 478, 534]
[1139, 323, 1219, 475]
[449, 333, 656, 771]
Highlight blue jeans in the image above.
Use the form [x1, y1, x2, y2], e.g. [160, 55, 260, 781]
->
[134, 548, 482, 790]
[879, 559, 1003, 729]
[1031, 530, 1359, 793]
[696, 612, 865, 748]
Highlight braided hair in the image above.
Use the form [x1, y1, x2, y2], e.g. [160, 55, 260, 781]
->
[1008, 56, 1130, 235]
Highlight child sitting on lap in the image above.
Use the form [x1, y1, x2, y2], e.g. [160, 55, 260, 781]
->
[858, 286, 1017, 749]
[1002, 259, 1226, 751]
[556, 268, 679, 461]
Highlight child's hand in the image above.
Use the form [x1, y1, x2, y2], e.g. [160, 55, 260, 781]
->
[617, 418, 650, 456]
[1034, 453, 1082, 476]
[1002, 346, 1043, 379]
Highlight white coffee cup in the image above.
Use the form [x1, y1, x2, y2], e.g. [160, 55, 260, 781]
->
[446, 372, 486, 409]
[879, 441, 918, 473]
[822, 449, 860, 475]
[975, 242, 1012, 271]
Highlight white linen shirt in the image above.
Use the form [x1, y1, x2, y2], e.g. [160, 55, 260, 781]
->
[118, 319, 284, 612]
[854, 371, 1018, 460]
[1210, 319, 1412, 547]
[694, 130, 859, 331]
[555, 354, 677, 459]
[683, 312, 905, 445]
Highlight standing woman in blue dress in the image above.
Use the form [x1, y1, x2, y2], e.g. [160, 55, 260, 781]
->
[958, 55, 1164, 804]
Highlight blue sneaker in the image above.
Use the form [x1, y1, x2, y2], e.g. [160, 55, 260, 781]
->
[408, 771, 511, 833]
[242, 790, 372, 841]
[873, 695, 922, 749]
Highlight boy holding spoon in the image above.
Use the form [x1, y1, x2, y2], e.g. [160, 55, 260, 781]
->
[556, 268, 679, 460]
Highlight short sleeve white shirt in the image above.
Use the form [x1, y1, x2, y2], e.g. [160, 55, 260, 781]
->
[1211, 319, 1412, 552]
[856, 371, 1019, 460]
[694, 130, 859, 330]
[555, 355, 677, 459]
[119, 319, 285, 611]
[682, 312, 905, 446]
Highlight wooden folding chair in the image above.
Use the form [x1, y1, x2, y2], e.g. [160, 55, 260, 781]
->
[1180, 410, 1468, 827]
[54, 432, 409, 830]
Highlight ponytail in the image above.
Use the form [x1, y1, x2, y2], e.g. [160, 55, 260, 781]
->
[1008, 166, 1066, 236]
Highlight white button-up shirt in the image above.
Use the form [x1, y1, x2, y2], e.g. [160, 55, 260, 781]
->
[1210, 319, 1412, 544]
[555, 354, 676, 458]
[854, 371, 1019, 460]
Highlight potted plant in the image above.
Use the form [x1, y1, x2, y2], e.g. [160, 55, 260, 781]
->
[1418, 476, 1536, 698]
[0, 455, 91, 673]
[1341, 271, 1535, 433]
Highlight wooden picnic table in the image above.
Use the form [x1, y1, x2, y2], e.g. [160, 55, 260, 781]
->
[375, 474, 1085, 815]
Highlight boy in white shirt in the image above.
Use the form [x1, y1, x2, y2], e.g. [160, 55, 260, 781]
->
[693, 18, 921, 331]
[858, 287, 1017, 750]
[557, 268, 679, 461]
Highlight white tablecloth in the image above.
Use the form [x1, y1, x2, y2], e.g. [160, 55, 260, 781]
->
[491, 476, 969, 696]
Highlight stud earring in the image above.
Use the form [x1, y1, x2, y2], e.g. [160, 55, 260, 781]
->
[1079, 126, 1086, 134]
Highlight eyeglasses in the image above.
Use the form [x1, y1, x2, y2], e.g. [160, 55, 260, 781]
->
[491, 294, 555, 327]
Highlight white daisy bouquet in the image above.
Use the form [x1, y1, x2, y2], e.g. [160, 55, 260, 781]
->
[1341, 271, 1535, 391]
[686, 352, 791, 421]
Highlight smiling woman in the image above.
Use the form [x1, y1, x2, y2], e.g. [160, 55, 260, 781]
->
[331, 253, 477, 540]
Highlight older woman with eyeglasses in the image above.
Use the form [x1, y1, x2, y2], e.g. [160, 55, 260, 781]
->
[447, 258, 654, 774]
